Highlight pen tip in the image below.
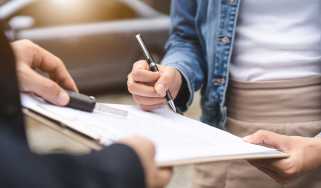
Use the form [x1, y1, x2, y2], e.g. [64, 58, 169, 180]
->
[168, 100, 177, 113]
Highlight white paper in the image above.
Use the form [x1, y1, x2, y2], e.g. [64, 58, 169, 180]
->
[21, 94, 284, 165]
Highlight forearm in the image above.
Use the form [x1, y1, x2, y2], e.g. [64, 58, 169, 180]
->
[43, 144, 145, 188]
[1, 139, 145, 188]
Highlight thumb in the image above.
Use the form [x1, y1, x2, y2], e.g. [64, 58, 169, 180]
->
[243, 130, 287, 150]
[25, 68, 70, 106]
[154, 168, 173, 188]
[154, 73, 172, 97]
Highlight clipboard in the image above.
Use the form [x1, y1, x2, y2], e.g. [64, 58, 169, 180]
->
[22, 95, 288, 167]
[24, 108, 102, 151]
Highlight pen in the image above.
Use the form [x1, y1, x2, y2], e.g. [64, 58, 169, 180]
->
[136, 34, 177, 113]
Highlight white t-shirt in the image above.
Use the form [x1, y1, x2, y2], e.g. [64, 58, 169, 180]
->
[230, 0, 321, 81]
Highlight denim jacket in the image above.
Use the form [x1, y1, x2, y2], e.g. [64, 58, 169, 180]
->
[162, 0, 240, 129]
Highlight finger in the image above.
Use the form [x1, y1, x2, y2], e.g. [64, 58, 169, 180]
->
[133, 95, 166, 106]
[154, 168, 173, 188]
[131, 69, 160, 83]
[34, 45, 78, 91]
[154, 72, 173, 97]
[128, 76, 160, 97]
[133, 60, 149, 71]
[20, 66, 69, 106]
[140, 104, 164, 111]
[243, 130, 288, 150]
[145, 138, 156, 159]
[266, 159, 298, 179]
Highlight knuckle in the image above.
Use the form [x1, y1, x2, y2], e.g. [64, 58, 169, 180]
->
[127, 73, 131, 79]
[133, 61, 142, 68]
[12, 39, 33, 51]
[133, 60, 148, 69]
[127, 78, 135, 92]
[19, 39, 33, 46]
[131, 70, 141, 80]
[283, 167, 297, 177]
[55, 57, 64, 67]
[256, 130, 269, 137]
[138, 59, 148, 65]
[18, 40, 35, 51]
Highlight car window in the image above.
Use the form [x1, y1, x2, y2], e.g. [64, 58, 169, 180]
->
[11, 0, 139, 28]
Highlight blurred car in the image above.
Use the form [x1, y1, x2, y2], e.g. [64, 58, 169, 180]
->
[0, 0, 170, 94]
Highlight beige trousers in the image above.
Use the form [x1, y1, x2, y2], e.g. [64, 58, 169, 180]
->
[193, 76, 321, 188]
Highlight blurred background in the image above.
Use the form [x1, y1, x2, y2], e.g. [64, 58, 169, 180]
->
[1, 1, 200, 188]
[1, 0, 171, 94]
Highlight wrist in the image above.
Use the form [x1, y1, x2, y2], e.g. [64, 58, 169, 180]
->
[314, 138, 321, 169]
[302, 138, 321, 173]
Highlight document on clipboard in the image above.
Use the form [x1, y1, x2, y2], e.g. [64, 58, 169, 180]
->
[21, 94, 287, 167]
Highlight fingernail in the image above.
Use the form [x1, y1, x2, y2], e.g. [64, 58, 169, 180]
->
[56, 90, 69, 106]
[155, 84, 166, 96]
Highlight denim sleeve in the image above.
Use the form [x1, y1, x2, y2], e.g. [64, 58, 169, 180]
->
[162, 0, 206, 112]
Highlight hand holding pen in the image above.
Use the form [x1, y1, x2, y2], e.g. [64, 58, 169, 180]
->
[127, 34, 183, 112]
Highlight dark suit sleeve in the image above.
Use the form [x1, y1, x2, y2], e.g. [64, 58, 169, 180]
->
[0, 133, 145, 188]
